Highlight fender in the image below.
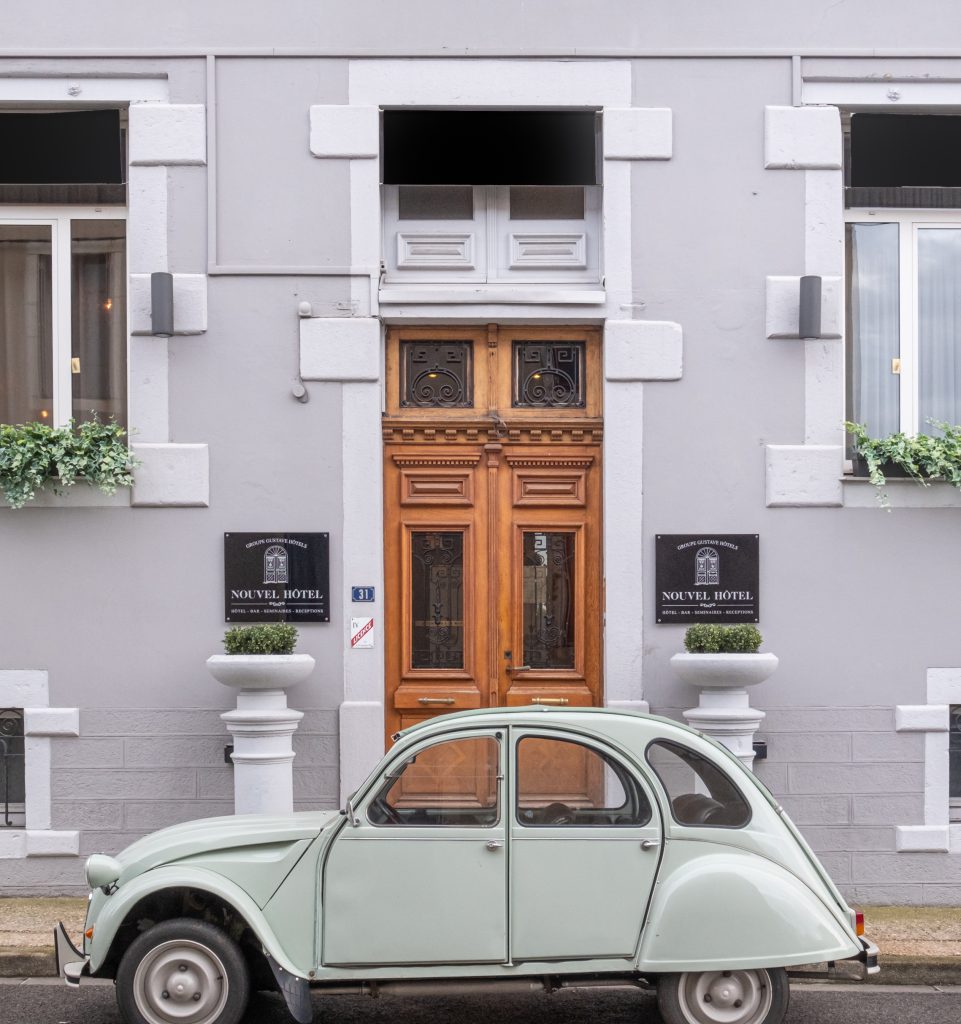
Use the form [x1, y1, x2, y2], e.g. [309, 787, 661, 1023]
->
[89, 865, 307, 978]
[639, 842, 861, 972]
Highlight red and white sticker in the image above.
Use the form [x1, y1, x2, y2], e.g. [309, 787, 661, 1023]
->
[350, 617, 375, 649]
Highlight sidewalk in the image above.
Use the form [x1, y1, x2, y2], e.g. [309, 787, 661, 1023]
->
[1, 899, 959, 983]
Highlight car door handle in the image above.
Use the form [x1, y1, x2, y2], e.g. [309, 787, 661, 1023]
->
[640, 839, 660, 851]
[485, 840, 504, 851]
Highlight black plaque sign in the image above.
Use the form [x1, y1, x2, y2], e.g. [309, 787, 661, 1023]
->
[224, 533, 330, 623]
[656, 534, 759, 624]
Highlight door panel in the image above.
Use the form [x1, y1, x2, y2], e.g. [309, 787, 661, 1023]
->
[384, 326, 602, 743]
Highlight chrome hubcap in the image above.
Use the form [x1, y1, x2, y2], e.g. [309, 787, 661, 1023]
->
[677, 970, 772, 1024]
[132, 939, 228, 1024]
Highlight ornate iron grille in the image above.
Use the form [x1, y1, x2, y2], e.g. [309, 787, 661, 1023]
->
[950, 705, 961, 818]
[0, 708, 25, 828]
[512, 341, 585, 408]
[401, 341, 473, 408]
[411, 532, 465, 669]
[523, 532, 576, 670]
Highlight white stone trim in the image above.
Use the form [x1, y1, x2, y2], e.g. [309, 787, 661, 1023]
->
[603, 108, 673, 160]
[0, 671, 79, 859]
[300, 317, 381, 382]
[604, 320, 683, 381]
[843, 478, 961, 509]
[764, 106, 842, 169]
[765, 445, 843, 507]
[130, 274, 208, 335]
[309, 105, 379, 158]
[128, 104, 206, 166]
[0, 77, 168, 104]
[893, 669, 961, 854]
[131, 444, 210, 507]
[765, 276, 842, 340]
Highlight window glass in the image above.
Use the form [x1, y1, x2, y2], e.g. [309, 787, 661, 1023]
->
[950, 706, 961, 822]
[918, 228, 961, 429]
[411, 531, 465, 669]
[513, 341, 585, 408]
[0, 224, 52, 425]
[523, 532, 575, 670]
[510, 186, 585, 221]
[647, 740, 751, 828]
[516, 736, 651, 827]
[0, 708, 25, 828]
[398, 186, 473, 221]
[400, 340, 473, 408]
[71, 220, 126, 426]
[368, 736, 499, 826]
[846, 222, 900, 439]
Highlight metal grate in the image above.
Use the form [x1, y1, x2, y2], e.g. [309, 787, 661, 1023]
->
[0, 708, 25, 828]
[951, 706, 961, 823]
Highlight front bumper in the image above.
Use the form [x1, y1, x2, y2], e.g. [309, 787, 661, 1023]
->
[54, 922, 89, 986]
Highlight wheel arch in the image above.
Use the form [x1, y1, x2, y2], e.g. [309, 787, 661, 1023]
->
[89, 867, 305, 980]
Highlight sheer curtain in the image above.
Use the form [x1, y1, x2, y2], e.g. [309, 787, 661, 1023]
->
[847, 222, 900, 438]
[918, 228, 961, 432]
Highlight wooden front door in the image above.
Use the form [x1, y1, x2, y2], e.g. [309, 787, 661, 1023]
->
[384, 326, 603, 745]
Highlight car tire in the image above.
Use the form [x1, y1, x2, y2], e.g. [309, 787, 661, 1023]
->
[656, 967, 789, 1024]
[116, 917, 250, 1024]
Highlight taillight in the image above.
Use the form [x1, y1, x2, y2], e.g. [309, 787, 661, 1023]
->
[855, 910, 865, 936]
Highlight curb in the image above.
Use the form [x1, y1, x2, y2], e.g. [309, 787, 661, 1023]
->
[0, 949, 54, 978]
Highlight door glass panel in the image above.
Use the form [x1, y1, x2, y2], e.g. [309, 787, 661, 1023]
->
[401, 340, 473, 408]
[369, 736, 499, 825]
[411, 531, 464, 669]
[513, 340, 585, 408]
[918, 227, 961, 429]
[510, 186, 585, 220]
[646, 740, 751, 828]
[523, 532, 575, 669]
[398, 185, 474, 220]
[0, 224, 52, 425]
[516, 736, 651, 826]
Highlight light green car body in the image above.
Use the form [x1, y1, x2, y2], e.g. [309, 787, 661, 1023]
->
[78, 707, 869, 987]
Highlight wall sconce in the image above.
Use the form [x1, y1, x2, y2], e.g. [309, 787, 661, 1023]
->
[798, 275, 822, 339]
[151, 272, 174, 337]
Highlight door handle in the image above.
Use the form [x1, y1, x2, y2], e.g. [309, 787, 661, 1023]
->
[640, 839, 660, 851]
[417, 697, 455, 705]
[531, 697, 569, 706]
[485, 840, 504, 851]
[507, 665, 531, 673]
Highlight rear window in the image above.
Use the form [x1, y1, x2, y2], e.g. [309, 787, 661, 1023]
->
[646, 739, 751, 828]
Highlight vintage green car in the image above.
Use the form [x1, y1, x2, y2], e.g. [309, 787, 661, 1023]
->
[56, 707, 877, 1024]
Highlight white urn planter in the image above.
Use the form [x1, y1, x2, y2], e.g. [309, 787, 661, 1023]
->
[670, 652, 778, 771]
[206, 654, 315, 815]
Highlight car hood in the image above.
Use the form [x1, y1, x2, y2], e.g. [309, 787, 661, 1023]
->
[111, 810, 342, 885]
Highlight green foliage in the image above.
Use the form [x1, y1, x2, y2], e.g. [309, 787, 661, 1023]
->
[0, 418, 137, 510]
[223, 623, 299, 655]
[684, 623, 763, 654]
[845, 420, 961, 508]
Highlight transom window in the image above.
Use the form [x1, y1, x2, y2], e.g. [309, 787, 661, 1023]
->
[0, 209, 126, 428]
[646, 739, 751, 829]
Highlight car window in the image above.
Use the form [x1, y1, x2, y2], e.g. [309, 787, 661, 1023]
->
[367, 735, 499, 826]
[646, 739, 751, 828]
[515, 735, 652, 827]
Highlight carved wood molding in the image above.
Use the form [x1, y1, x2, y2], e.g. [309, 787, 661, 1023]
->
[504, 454, 595, 468]
[391, 453, 482, 467]
[383, 420, 604, 445]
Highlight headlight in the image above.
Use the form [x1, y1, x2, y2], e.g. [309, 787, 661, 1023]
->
[85, 854, 121, 892]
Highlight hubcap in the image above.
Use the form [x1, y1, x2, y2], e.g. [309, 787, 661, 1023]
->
[676, 970, 773, 1024]
[132, 939, 229, 1024]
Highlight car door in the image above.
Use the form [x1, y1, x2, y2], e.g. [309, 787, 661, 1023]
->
[322, 730, 507, 965]
[509, 729, 661, 961]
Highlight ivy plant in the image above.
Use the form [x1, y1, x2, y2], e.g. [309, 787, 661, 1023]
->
[223, 623, 299, 655]
[0, 419, 137, 510]
[683, 623, 763, 654]
[845, 420, 961, 507]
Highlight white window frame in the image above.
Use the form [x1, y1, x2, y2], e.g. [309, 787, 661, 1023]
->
[0, 205, 127, 429]
[845, 207, 961, 437]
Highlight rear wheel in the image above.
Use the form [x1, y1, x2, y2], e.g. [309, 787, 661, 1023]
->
[116, 918, 250, 1024]
[656, 967, 789, 1024]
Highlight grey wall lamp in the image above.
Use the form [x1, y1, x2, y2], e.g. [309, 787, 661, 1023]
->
[151, 272, 174, 337]
[798, 275, 822, 339]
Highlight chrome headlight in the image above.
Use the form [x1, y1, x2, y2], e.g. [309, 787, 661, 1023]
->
[84, 854, 121, 892]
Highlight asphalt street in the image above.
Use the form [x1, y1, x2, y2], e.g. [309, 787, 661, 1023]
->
[1, 982, 960, 1024]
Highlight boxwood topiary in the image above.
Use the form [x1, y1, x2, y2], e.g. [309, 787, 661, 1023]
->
[684, 623, 762, 654]
[223, 623, 298, 655]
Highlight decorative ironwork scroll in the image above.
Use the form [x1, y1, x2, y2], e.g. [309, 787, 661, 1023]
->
[401, 341, 473, 408]
[513, 341, 585, 408]
[523, 532, 575, 669]
[411, 532, 465, 669]
[0, 708, 25, 828]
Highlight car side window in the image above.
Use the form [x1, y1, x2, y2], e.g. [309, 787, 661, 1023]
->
[367, 735, 499, 827]
[515, 735, 652, 827]
[646, 739, 751, 828]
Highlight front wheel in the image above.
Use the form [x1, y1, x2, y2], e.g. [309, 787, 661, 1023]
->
[116, 918, 250, 1024]
[656, 967, 789, 1024]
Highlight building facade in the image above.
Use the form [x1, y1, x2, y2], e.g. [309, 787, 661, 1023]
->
[2, 1, 961, 903]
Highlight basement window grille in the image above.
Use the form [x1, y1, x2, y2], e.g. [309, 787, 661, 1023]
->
[951, 705, 961, 823]
[0, 708, 25, 828]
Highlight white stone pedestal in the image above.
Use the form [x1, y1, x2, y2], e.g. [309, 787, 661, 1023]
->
[206, 654, 314, 815]
[670, 653, 778, 771]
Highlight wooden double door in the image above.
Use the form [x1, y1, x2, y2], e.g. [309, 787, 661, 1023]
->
[383, 326, 603, 743]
